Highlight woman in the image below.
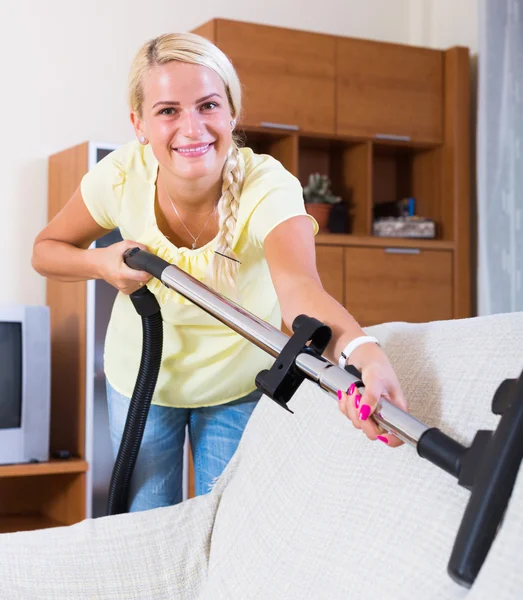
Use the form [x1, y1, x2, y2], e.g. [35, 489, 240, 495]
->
[32, 32, 408, 512]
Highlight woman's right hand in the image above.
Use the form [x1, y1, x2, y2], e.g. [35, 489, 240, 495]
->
[95, 240, 152, 295]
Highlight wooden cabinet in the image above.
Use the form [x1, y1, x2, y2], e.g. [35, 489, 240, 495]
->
[343, 246, 453, 326]
[313, 238, 455, 327]
[336, 38, 444, 143]
[193, 20, 336, 135]
[191, 21, 470, 323]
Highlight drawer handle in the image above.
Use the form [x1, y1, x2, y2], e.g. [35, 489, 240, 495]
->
[260, 121, 300, 131]
[385, 248, 421, 255]
[375, 133, 411, 142]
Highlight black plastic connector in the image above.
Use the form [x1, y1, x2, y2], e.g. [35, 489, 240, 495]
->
[255, 314, 331, 412]
[417, 428, 467, 479]
[123, 247, 170, 282]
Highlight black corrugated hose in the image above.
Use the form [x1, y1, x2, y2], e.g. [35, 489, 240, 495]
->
[106, 286, 163, 515]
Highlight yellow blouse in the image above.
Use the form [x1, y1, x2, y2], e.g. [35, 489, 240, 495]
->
[81, 141, 318, 408]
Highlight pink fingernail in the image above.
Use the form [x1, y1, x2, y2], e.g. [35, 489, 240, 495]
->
[359, 405, 371, 421]
[337, 390, 342, 401]
[377, 436, 389, 444]
[354, 394, 361, 409]
[348, 383, 355, 396]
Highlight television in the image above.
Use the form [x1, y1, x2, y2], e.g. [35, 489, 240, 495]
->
[0, 305, 51, 465]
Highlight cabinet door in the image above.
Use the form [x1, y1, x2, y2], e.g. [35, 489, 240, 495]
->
[316, 246, 344, 305]
[215, 20, 336, 135]
[336, 38, 443, 143]
[344, 247, 452, 326]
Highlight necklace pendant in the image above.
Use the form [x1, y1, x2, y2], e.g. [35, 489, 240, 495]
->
[192, 241, 197, 250]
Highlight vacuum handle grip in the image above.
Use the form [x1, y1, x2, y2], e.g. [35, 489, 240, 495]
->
[123, 248, 170, 281]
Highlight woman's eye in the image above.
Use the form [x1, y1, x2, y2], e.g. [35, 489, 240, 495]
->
[159, 107, 177, 116]
[200, 102, 218, 111]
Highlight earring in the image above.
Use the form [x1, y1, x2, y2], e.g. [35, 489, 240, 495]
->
[139, 135, 147, 144]
[230, 120, 236, 130]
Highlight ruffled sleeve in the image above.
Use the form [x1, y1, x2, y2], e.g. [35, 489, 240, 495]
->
[232, 148, 318, 248]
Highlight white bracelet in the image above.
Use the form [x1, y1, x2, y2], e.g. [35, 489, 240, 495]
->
[338, 336, 380, 368]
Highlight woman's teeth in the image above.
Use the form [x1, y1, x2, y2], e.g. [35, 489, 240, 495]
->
[173, 144, 212, 156]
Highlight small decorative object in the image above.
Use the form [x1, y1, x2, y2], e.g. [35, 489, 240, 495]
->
[303, 173, 342, 232]
[372, 216, 437, 239]
[373, 196, 436, 238]
[373, 197, 416, 220]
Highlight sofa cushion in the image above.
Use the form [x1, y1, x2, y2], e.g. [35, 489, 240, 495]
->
[200, 311, 523, 599]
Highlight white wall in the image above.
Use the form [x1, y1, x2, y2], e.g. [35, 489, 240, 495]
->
[409, 0, 478, 53]
[1, 0, 478, 306]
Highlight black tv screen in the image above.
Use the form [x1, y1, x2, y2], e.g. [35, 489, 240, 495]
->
[0, 322, 22, 429]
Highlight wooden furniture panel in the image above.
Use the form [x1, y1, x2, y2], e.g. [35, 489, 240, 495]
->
[443, 48, 472, 318]
[340, 142, 372, 235]
[336, 38, 444, 143]
[315, 234, 454, 251]
[195, 19, 336, 134]
[42, 473, 86, 526]
[315, 246, 344, 305]
[0, 459, 87, 478]
[344, 247, 453, 326]
[411, 147, 444, 235]
[48, 143, 89, 459]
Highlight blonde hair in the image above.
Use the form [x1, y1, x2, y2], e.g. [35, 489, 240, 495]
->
[129, 33, 244, 293]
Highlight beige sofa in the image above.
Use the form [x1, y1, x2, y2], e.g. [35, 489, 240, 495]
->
[0, 311, 522, 599]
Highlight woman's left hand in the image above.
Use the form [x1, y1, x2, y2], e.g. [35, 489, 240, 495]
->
[337, 343, 408, 448]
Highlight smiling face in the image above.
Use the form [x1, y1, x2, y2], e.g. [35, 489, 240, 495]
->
[131, 61, 234, 184]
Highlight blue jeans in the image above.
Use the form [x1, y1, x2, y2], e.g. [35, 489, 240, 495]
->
[106, 381, 261, 512]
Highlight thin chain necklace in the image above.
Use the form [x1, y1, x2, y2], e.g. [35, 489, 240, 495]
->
[161, 181, 217, 250]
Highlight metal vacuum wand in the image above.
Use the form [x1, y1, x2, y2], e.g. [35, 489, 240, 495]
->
[122, 247, 428, 446]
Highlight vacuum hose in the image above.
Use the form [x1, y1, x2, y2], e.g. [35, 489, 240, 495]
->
[106, 285, 163, 515]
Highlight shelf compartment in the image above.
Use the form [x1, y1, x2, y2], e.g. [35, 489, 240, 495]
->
[237, 128, 298, 176]
[298, 136, 372, 236]
[372, 143, 446, 239]
[0, 458, 87, 479]
[0, 472, 85, 533]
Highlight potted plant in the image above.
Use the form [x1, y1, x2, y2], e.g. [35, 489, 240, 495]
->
[303, 173, 342, 232]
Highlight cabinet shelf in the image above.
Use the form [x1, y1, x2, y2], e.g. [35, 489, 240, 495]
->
[315, 234, 454, 251]
[0, 458, 87, 479]
[0, 471, 86, 534]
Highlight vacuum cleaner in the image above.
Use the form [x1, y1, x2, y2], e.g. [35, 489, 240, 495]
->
[107, 247, 523, 590]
